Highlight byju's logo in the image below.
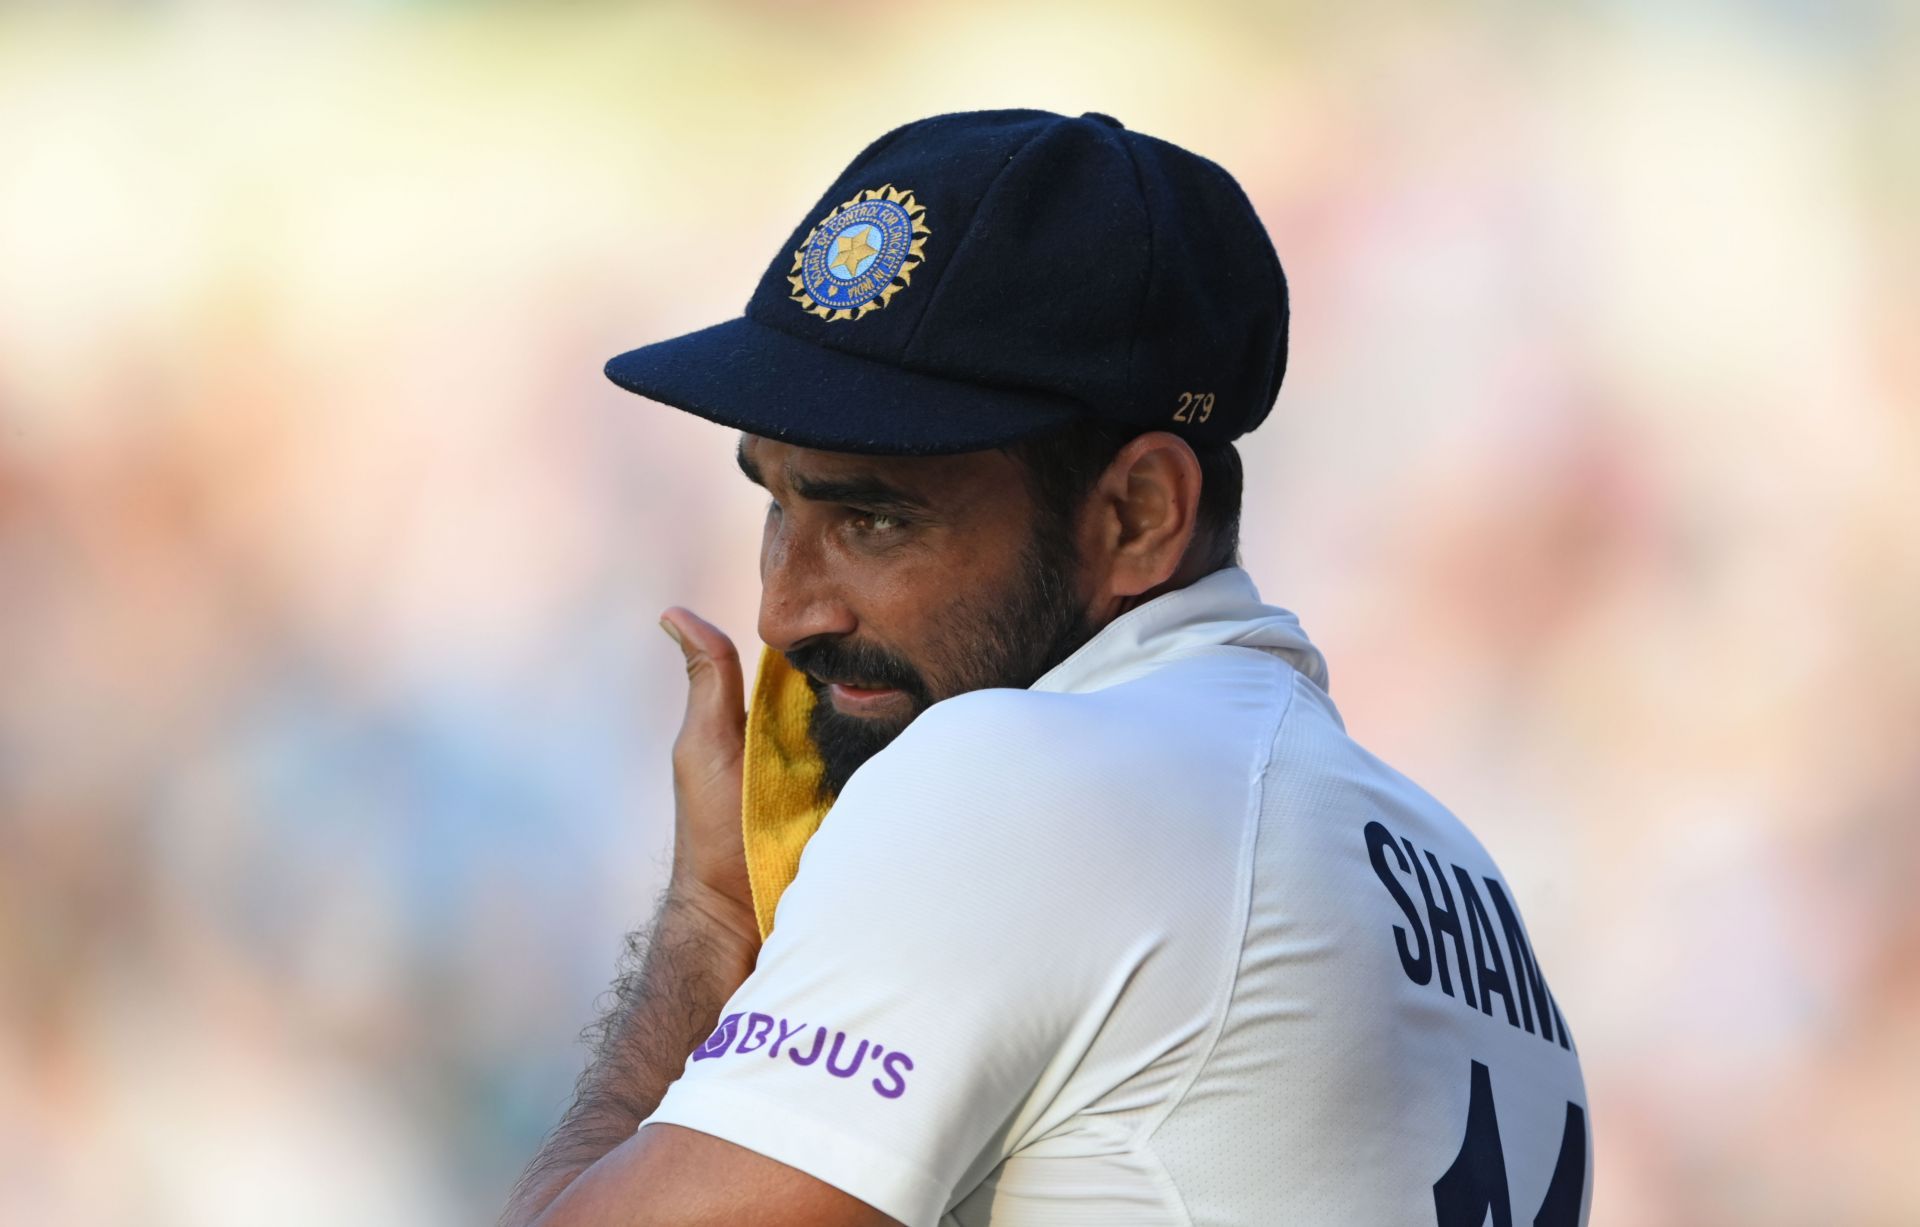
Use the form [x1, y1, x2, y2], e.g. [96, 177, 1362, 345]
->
[691, 1013, 741, 1062]
[688, 1011, 914, 1100]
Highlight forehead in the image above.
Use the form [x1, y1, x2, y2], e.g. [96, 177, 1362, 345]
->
[737, 433, 1026, 503]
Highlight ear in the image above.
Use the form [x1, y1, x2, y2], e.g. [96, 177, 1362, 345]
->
[1087, 431, 1202, 599]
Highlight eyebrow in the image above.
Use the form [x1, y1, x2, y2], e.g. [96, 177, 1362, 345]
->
[735, 439, 764, 486]
[735, 440, 932, 515]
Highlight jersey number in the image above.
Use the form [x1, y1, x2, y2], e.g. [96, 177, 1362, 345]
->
[1434, 1060, 1588, 1227]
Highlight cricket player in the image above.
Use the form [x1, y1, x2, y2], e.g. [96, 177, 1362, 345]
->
[501, 108, 1591, 1226]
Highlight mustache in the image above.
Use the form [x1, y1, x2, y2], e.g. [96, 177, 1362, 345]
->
[784, 636, 933, 706]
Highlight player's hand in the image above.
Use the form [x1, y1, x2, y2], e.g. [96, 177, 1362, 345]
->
[659, 607, 760, 952]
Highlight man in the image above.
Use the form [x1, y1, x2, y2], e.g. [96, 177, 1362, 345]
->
[502, 109, 1591, 1226]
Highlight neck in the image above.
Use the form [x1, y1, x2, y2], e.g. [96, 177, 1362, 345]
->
[1104, 552, 1233, 624]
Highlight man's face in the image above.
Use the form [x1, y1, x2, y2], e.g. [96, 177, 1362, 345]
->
[737, 434, 1095, 799]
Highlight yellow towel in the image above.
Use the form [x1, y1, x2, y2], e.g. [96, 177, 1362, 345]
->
[741, 646, 832, 939]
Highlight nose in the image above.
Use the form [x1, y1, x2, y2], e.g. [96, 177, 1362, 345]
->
[756, 514, 856, 653]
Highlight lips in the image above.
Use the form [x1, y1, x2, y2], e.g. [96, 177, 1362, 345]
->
[817, 678, 912, 718]
[806, 670, 904, 695]
[827, 680, 905, 704]
[784, 643, 929, 709]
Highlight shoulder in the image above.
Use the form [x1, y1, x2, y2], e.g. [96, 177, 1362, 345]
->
[877, 685, 1106, 775]
[782, 658, 1301, 977]
[831, 653, 1296, 854]
[896, 647, 1298, 764]
[829, 687, 1111, 835]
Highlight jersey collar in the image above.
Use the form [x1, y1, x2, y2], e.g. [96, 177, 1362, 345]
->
[1030, 566, 1331, 698]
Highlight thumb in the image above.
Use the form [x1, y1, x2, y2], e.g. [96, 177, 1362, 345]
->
[659, 606, 746, 741]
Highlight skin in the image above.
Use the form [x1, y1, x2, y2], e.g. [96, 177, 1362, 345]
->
[502, 429, 1209, 1227]
[750, 436, 1047, 725]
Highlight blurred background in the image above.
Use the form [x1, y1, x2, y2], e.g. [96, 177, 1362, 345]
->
[1, 1, 1915, 1223]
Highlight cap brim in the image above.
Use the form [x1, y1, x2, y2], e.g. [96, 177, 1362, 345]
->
[604, 315, 1085, 456]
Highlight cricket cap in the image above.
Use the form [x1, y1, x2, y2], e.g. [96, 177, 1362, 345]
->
[604, 108, 1289, 455]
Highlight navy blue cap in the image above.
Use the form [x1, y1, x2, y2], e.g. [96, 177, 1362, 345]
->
[605, 108, 1289, 455]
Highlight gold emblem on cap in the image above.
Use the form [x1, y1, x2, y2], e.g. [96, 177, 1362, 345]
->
[789, 184, 931, 322]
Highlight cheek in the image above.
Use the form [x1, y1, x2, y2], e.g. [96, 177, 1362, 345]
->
[818, 553, 951, 663]
[879, 541, 1033, 682]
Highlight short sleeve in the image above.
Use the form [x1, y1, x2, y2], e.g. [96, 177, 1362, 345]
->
[637, 689, 1147, 1227]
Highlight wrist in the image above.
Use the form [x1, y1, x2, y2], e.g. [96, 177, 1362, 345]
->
[665, 874, 763, 957]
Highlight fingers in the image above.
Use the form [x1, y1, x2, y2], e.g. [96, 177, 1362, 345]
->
[657, 609, 753, 918]
[659, 607, 746, 734]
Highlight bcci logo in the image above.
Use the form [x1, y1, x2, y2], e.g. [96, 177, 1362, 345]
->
[788, 184, 930, 322]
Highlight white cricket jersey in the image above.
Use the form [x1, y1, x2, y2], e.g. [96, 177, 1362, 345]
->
[639, 566, 1592, 1226]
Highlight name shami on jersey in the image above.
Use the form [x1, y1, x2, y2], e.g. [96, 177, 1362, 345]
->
[1365, 819, 1574, 1051]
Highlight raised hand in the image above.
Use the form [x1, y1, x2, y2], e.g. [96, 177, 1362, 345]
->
[658, 607, 760, 951]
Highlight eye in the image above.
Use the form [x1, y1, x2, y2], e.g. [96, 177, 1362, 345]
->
[848, 509, 907, 535]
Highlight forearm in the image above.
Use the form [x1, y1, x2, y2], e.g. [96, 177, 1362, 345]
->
[501, 882, 761, 1227]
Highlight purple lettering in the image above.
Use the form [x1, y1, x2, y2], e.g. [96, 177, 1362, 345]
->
[787, 1026, 827, 1067]
[872, 1050, 914, 1099]
[825, 1032, 870, 1078]
[691, 1013, 741, 1062]
[769, 1018, 807, 1059]
[704, 1008, 910, 1099]
[735, 1013, 774, 1055]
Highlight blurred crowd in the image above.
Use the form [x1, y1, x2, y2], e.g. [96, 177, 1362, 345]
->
[1, 2, 1914, 1224]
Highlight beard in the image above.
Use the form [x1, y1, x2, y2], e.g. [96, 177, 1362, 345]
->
[784, 518, 1096, 803]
